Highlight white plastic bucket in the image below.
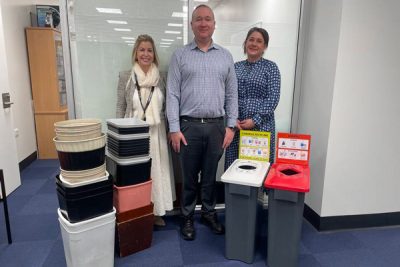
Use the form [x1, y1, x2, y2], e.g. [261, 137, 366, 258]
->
[58, 208, 116, 267]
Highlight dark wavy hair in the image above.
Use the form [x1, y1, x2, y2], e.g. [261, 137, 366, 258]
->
[243, 27, 269, 54]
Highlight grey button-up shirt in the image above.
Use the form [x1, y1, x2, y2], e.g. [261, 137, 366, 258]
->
[166, 40, 238, 132]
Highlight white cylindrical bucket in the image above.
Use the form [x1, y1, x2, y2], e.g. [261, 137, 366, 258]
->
[58, 208, 115, 267]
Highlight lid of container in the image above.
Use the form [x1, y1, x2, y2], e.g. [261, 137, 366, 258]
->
[106, 118, 149, 128]
[264, 163, 310, 192]
[107, 130, 150, 140]
[221, 159, 270, 187]
[275, 132, 311, 166]
[106, 151, 151, 165]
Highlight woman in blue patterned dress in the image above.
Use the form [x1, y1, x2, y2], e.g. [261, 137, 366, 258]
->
[225, 27, 281, 169]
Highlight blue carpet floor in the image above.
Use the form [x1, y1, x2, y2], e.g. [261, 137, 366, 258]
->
[1, 159, 400, 266]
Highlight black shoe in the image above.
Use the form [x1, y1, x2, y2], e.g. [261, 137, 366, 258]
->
[181, 216, 196, 241]
[200, 212, 225, 235]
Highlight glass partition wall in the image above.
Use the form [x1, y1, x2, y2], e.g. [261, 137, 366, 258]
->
[63, 0, 301, 206]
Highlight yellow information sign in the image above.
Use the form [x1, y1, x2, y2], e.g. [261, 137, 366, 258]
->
[238, 130, 271, 162]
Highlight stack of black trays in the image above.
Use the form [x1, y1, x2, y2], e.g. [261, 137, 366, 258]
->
[106, 118, 152, 186]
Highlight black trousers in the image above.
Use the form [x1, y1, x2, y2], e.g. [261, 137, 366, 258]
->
[179, 119, 225, 217]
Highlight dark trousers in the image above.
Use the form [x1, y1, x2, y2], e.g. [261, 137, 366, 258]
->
[179, 119, 225, 217]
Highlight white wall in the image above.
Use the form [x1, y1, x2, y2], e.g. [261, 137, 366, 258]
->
[297, 0, 400, 217]
[322, 0, 400, 216]
[295, 0, 343, 215]
[0, 0, 59, 163]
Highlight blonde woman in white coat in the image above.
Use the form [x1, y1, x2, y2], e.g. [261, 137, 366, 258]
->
[116, 34, 175, 226]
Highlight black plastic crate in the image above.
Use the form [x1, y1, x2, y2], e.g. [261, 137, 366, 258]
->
[106, 154, 151, 186]
[57, 146, 105, 171]
[106, 118, 149, 135]
[56, 175, 113, 223]
[107, 147, 149, 158]
[106, 132, 150, 157]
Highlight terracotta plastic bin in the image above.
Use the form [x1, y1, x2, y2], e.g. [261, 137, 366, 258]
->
[221, 159, 270, 264]
[113, 180, 152, 213]
[58, 208, 116, 267]
[115, 203, 154, 257]
[106, 153, 151, 186]
[264, 133, 311, 267]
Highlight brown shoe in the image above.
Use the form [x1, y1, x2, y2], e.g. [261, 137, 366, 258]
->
[154, 216, 166, 226]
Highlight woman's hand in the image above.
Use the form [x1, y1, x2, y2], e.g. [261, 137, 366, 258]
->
[236, 120, 243, 130]
[238, 119, 255, 130]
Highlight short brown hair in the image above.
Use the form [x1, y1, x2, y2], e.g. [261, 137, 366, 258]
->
[192, 4, 214, 21]
[131, 34, 159, 66]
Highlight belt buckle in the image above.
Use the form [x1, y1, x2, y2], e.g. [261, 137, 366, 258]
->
[201, 118, 205, 123]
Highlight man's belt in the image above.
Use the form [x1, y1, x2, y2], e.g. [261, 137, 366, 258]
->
[180, 116, 223, 123]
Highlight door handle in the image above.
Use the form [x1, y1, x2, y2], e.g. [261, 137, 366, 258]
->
[2, 93, 14, 109]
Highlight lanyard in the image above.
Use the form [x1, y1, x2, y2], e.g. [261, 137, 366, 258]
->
[134, 73, 154, 121]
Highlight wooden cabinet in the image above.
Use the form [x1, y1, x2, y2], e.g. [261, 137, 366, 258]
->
[26, 27, 68, 159]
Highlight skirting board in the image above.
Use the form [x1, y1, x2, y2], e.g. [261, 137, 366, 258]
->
[304, 204, 400, 231]
[19, 151, 37, 171]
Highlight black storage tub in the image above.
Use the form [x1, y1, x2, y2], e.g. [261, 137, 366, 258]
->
[56, 174, 113, 223]
[106, 118, 149, 135]
[106, 153, 151, 186]
[57, 146, 105, 171]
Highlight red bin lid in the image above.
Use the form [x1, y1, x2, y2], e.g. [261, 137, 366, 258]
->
[264, 163, 310, 192]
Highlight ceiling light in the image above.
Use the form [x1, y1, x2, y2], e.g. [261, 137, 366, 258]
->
[121, 37, 135, 40]
[114, 28, 131, 32]
[160, 45, 170, 48]
[165, 30, 181, 34]
[168, 23, 183, 27]
[127, 43, 134, 46]
[107, 20, 127, 24]
[172, 12, 186, 18]
[177, 36, 183, 39]
[161, 38, 174, 42]
[124, 40, 135, 43]
[96, 8, 122, 14]
[160, 42, 172, 45]
[194, 0, 209, 2]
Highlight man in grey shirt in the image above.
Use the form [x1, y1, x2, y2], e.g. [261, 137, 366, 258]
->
[166, 4, 238, 241]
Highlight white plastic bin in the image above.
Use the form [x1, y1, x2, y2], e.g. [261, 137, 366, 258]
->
[58, 208, 116, 267]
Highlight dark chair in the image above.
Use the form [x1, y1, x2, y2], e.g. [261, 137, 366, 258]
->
[0, 169, 12, 244]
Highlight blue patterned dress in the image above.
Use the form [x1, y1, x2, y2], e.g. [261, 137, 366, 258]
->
[225, 58, 281, 169]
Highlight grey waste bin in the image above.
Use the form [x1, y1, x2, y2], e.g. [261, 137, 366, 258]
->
[267, 189, 305, 267]
[264, 163, 310, 267]
[221, 159, 270, 264]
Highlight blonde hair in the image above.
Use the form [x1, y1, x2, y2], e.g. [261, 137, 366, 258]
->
[131, 34, 159, 66]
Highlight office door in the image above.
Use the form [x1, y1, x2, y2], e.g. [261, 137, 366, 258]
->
[0, 5, 21, 196]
